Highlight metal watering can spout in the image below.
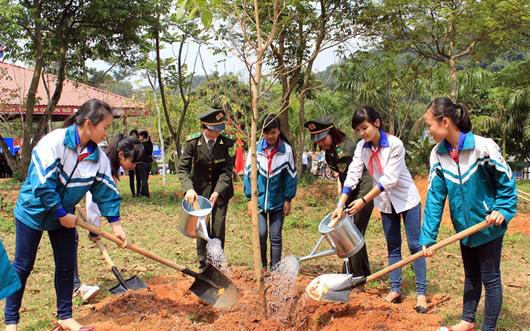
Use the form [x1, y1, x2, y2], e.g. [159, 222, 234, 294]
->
[178, 195, 213, 240]
[298, 213, 365, 263]
[298, 235, 337, 262]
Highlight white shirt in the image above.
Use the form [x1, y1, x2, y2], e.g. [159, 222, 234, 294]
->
[302, 152, 308, 165]
[343, 132, 420, 214]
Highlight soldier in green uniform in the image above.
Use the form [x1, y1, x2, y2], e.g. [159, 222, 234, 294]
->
[178, 108, 235, 270]
[304, 119, 374, 278]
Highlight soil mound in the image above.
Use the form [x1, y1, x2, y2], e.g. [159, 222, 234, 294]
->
[79, 266, 442, 330]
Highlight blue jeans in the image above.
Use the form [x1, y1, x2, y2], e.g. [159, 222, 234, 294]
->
[4, 219, 76, 325]
[461, 235, 503, 331]
[380, 203, 427, 295]
[258, 209, 284, 270]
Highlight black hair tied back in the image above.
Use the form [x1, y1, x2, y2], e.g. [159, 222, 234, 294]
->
[106, 133, 144, 178]
[427, 97, 472, 133]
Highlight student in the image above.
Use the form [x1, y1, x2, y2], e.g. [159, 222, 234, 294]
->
[4, 99, 128, 331]
[74, 134, 143, 303]
[177, 108, 235, 271]
[128, 129, 139, 197]
[304, 118, 374, 278]
[0, 240, 20, 301]
[137, 131, 153, 198]
[244, 114, 297, 271]
[332, 105, 427, 312]
[421, 97, 517, 331]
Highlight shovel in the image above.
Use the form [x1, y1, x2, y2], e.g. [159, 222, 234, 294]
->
[94, 240, 148, 295]
[75, 206, 238, 309]
[306, 220, 490, 302]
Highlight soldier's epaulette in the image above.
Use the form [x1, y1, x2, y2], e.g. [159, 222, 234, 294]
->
[186, 132, 201, 141]
[221, 132, 235, 141]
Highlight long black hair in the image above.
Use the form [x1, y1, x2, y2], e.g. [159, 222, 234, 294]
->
[427, 97, 472, 132]
[63, 99, 113, 128]
[328, 127, 346, 145]
[106, 134, 144, 178]
[261, 114, 292, 147]
[351, 105, 383, 130]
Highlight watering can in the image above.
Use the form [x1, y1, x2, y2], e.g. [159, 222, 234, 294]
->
[178, 195, 213, 241]
[298, 213, 365, 262]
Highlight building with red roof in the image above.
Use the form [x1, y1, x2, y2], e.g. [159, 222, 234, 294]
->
[0, 61, 144, 121]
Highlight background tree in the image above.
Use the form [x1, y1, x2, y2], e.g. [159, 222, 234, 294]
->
[0, 0, 157, 179]
[363, 0, 529, 99]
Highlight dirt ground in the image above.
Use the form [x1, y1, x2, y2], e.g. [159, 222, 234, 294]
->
[78, 266, 444, 331]
[370, 177, 530, 236]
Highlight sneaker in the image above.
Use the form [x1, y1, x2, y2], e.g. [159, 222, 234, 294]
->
[74, 284, 100, 303]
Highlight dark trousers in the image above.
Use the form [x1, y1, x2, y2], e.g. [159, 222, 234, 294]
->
[380, 203, 426, 295]
[343, 200, 374, 277]
[258, 209, 285, 270]
[136, 162, 151, 197]
[460, 235, 503, 331]
[197, 198, 228, 269]
[5, 219, 76, 324]
[73, 229, 81, 290]
[128, 170, 137, 196]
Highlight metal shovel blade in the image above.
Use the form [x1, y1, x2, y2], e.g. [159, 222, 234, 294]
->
[305, 273, 366, 302]
[189, 264, 238, 309]
[109, 275, 148, 295]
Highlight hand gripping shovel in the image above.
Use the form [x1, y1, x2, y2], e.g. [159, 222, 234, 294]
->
[306, 220, 490, 302]
[75, 207, 238, 309]
[94, 240, 148, 295]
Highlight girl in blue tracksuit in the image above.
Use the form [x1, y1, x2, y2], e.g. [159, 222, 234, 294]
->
[0, 240, 20, 301]
[4, 99, 128, 331]
[244, 114, 297, 271]
[420, 97, 517, 331]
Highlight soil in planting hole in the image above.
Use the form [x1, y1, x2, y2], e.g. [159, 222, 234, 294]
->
[78, 266, 443, 330]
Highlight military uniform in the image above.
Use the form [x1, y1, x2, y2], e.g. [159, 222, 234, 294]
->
[177, 109, 235, 269]
[305, 119, 374, 278]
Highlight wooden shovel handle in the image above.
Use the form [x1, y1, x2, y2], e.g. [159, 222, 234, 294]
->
[75, 206, 186, 273]
[95, 240, 116, 269]
[366, 220, 490, 283]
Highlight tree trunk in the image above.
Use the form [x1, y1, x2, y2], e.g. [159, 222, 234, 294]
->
[449, 57, 458, 100]
[17, 0, 45, 179]
[155, 20, 178, 163]
[151, 79, 166, 185]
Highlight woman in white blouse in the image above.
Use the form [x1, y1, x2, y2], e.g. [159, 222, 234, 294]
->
[332, 105, 427, 313]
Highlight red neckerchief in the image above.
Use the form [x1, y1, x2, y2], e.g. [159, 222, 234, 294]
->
[367, 146, 383, 176]
[449, 149, 460, 163]
[264, 140, 280, 174]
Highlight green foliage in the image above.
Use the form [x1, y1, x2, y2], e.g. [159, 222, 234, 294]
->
[406, 136, 434, 177]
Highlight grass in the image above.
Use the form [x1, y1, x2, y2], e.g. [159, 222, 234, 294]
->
[0, 175, 529, 330]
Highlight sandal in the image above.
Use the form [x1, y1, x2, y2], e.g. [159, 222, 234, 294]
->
[52, 322, 96, 331]
[384, 291, 401, 303]
[437, 326, 474, 331]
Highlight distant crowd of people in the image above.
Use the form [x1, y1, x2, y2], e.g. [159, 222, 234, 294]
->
[0, 153, 13, 178]
[127, 129, 154, 198]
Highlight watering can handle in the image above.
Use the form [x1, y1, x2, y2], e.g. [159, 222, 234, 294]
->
[192, 199, 201, 211]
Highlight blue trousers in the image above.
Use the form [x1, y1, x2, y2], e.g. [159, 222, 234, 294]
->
[461, 235, 503, 331]
[4, 219, 76, 324]
[258, 209, 284, 270]
[380, 203, 427, 295]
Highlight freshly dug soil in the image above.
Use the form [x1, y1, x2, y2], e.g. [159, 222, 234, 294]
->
[78, 266, 443, 331]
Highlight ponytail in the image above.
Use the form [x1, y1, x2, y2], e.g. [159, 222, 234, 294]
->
[106, 134, 144, 178]
[63, 99, 113, 128]
[427, 97, 472, 132]
[454, 103, 472, 132]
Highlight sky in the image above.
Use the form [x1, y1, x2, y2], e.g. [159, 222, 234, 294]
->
[90, 38, 363, 88]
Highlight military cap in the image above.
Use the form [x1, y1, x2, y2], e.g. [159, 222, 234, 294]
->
[199, 108, 226, 131]
[304, 118, 334, 142]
